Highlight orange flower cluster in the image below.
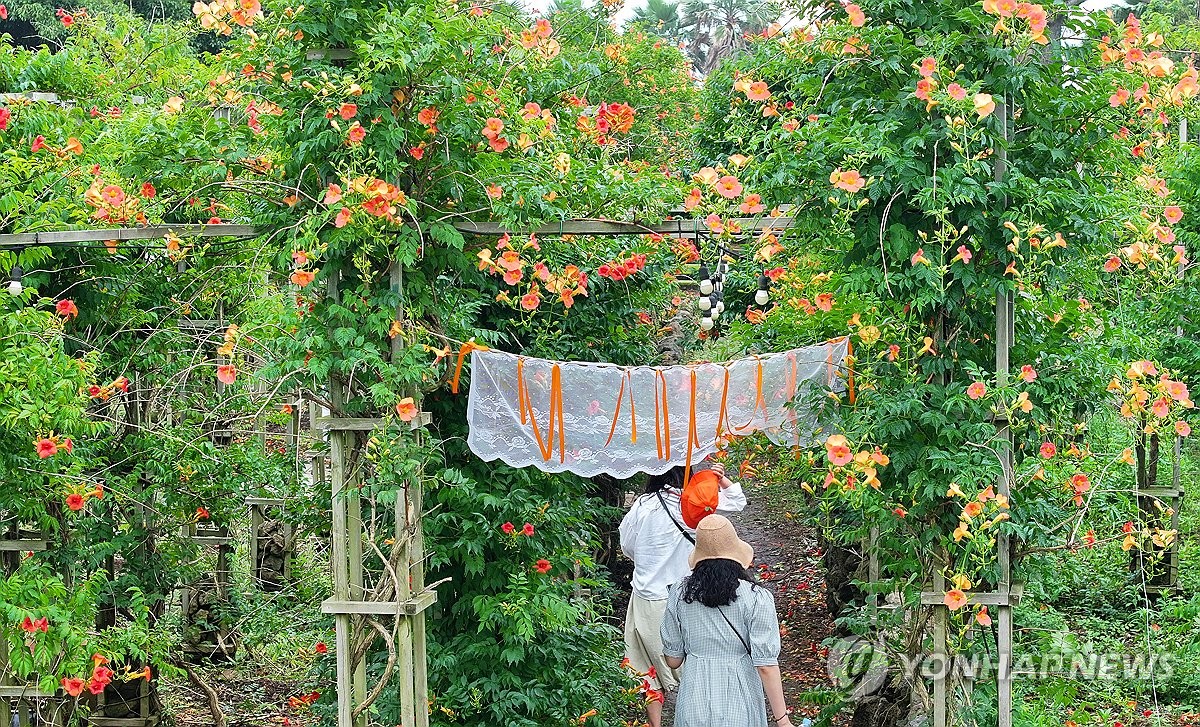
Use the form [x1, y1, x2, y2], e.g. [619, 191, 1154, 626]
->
[191, 0, 262, 35]
[288, 690, 320, 709]
[477, 235, 589, 311]
[33, 433, 73, 460]
[87, 376, 130, 401]
[61, 653, 123, 697]
[1100, 16, 1199, 105]
[517, 18, 560, 59]
[597, 253, 647, 281]
[948, 483, 1010, 544]
[1120, 519, 1177, 553]
[620, 658, 664, 706]
[84, 179, 148, 225]
[819, 435, 889, 492]
[326, 177, 409, 228]
[575, 101, 635, 146]
[1108, 361, 1193, 438]
[982, 0, 1048, 44]
[64, 483, 104, 512]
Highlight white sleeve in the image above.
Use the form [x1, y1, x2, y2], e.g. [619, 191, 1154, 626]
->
[618, 500, 642, 559]
[716, 480, 747, 514]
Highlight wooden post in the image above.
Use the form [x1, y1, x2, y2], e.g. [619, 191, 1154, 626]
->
[330, 429, 358, 727]
[866, 526, 880, 618]
[932, 570, 948, 727]
[994, 94, 1014, 727]
[995, 291, 1015, 727]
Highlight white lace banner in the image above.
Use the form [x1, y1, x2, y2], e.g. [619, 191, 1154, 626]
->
[465, 338, 850, 478]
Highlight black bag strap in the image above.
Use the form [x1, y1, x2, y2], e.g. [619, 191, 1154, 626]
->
[656, 490, 695, 544]
[717, 606, 752, 656]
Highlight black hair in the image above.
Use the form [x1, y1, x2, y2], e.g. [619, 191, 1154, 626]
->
[643, 466, 686, 495]
[681, 558, 757, 608]
[642, 462, 712, 495]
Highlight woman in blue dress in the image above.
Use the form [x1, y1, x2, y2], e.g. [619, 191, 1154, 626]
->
[660, 515, 793, 727]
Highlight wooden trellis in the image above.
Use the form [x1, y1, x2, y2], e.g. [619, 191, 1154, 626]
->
[0, 640, 68, 727]
[1134, 119, 1193, 596]
[0, 224, 258, 248]
[914, 98, 1017, 727]
[453, 212, 796, 240]
[1134, 436, 1184, 594]
[318, 267, 437, 727]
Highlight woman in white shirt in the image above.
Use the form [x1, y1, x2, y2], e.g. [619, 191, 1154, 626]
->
[618, 461, 747, 727]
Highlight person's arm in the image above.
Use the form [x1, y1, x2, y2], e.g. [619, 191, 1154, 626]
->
[708, 463, 748, 513]
[749, 589, 789, 725]
[660, 584, 686, 669]
[618, 502, 640, 560]
[756, 665, 792, 727]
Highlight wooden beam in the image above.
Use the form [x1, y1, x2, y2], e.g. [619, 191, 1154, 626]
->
[0, 540, 47, 552]
[320, 590, 438, 616]
[1136, 486, 1183, 499]
[0, 224, 258, 247]
[452, 216, 797, 239]
[184, 535, 233, 546]
[246, 497, 287, 507]
[920, 585, 1025, 607]
[306, 48, 356, 61]
[314, 417, 383, 431]
[0, 686, 58, 698]
[314, 413, 430, 431]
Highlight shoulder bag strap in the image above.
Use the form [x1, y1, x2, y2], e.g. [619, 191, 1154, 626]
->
[656, 490, 695, 544]
[717, 605, 752, 656]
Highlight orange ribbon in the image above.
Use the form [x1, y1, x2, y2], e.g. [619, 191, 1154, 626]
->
[846, 340, 857, 404]
[517, 358, 528, 424]
[517, 360, 565, 462]
[553, 364, 565, 462]
[654, 370, 671, 460]
[683, 369, 698, 487]
[603, 369, 639, 447]
[451, 341, 490, 394]
[628, 370, 637, 444]
[604, 374, 627, 448]
[715, 367, 731, 440]
[737, 357, 767, 431]
[786, 352, 800, 446]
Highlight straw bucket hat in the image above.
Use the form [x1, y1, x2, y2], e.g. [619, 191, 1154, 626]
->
[688, 514, 754, 569]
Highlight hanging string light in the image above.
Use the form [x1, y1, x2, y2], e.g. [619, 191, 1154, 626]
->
[755, 273, 770, 306]
[6, 260, 23, 297]
[697, 263, 713, 295]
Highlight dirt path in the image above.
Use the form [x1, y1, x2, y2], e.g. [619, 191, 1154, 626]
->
[645, 479, 838, 724]
[734, 479, 837, 722]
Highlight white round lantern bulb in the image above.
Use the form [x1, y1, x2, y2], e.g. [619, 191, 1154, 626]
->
[6, 280, 22, 296]
[699, 279, 714, 295]
[715, 300, 725, 314]
[698, 296, 712, 311]
[700, 316, 714, 331]
[755, 289, 770, 306]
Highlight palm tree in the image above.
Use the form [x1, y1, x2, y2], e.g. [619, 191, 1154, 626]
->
[632, 0, 687, 44]
[1111, 0, 1200, 23]
[680, 0, 780, 74]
